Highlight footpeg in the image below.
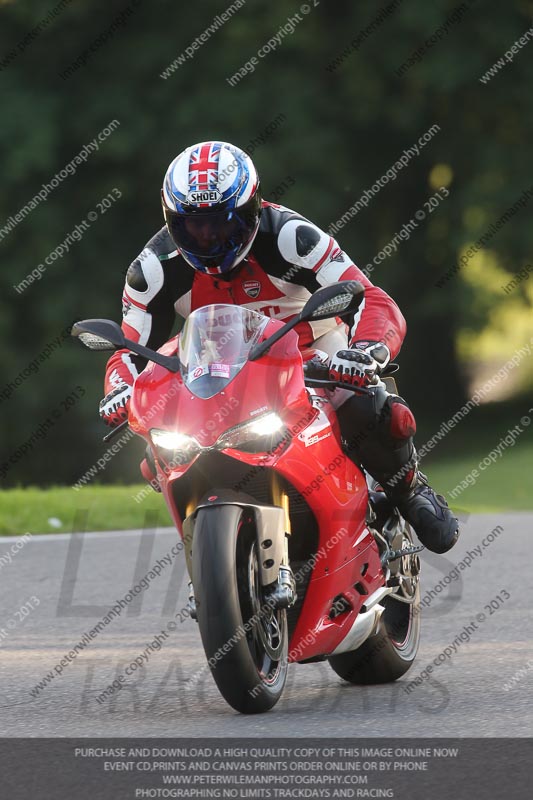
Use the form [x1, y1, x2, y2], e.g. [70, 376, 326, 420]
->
[265, 566, 297, 610]
[381, 543, 424, 566]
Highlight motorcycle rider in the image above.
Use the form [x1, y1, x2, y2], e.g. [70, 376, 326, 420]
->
[100, 141, 458, 554]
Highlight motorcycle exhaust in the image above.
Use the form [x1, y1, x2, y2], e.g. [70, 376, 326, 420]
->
[328, 602, 385, 656]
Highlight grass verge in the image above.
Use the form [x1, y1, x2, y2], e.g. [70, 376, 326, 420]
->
[1, 440, 530, 535]
[423, 439, 532, 512]
[0, 485, 171, 536]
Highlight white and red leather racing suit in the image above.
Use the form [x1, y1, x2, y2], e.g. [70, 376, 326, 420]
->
[105, 201, 406, 395]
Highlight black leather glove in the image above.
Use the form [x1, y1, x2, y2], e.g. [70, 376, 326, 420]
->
[99, 383, 132, 427]
[329, 341, 391, 387]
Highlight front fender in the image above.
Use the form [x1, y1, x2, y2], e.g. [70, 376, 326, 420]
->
[187, 489, 286, 587]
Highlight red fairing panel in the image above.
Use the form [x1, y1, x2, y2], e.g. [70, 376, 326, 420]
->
[127, 314, 386, 660]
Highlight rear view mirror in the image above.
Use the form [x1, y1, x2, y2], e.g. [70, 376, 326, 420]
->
[300, 280, 365, 322]
[72, 319, 126, 351]
[72, 318, 181, 372]
[249, 280, 366, 361]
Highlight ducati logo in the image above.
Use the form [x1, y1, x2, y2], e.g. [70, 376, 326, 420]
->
[243, 280, 261, 298]
[122, 297, 131, 317]
[330, 248, 345, 263]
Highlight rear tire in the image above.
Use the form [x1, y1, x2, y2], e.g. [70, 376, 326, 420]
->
[328, 586, 420, 684]
[192, 504, 288, 713]
[328, 520, 421, 685]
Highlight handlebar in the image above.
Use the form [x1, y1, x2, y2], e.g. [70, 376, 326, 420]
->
[303, 377, 374, 395]
[302, 359, 399, 395]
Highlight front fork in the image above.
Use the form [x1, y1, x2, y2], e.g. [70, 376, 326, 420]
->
[186, 473, 297, 620]
[266, 473, 296, 609]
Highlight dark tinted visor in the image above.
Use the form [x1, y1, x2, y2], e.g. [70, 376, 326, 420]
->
[165, 196, 261, 258]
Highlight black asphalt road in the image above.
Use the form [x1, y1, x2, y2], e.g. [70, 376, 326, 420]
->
[0, 513, 531, 737]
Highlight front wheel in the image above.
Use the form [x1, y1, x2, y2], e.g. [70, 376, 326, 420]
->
[192, 504, 288, 713]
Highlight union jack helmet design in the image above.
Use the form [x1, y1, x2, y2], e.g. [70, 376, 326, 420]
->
[162, 141, 262, 275]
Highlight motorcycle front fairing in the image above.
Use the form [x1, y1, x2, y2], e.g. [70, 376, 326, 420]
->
[128, 304, 384, 659]
[128, 306, 312, 525]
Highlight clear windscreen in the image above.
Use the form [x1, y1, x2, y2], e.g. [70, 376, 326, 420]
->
[179, 304, 269, 399]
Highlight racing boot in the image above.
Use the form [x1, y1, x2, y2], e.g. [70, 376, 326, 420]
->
[336, 388, 459, 554]
[386, 463, 460, 554]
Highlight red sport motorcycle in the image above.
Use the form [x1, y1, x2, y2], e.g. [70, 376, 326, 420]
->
[73, 281, 422, 714]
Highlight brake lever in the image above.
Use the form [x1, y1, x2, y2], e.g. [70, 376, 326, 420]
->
[102, 419, 129, 443]
[304, 378, 374, 395]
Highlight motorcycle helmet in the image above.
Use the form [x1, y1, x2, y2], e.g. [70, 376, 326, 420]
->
[162, 140, 262, 275]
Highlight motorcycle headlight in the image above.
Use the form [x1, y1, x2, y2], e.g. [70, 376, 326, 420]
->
[150, 429, 201, 467]
[215, 413, 289, 454]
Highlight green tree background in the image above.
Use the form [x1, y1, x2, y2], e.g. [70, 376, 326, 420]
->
[0, 0, 531, 486]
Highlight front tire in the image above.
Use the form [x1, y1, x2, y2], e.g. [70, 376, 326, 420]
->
[192, 504, 288, 713]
